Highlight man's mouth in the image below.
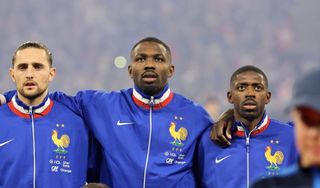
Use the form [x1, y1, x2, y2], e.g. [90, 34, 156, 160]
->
[142, 72, 157, 83]
[242, 100, 257, 110]
[24, 82, 36, 89]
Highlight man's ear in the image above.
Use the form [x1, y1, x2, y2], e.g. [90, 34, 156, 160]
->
[128, 65, 133, 78]
[227, 91, 233, 104]
[49, 67, 56, 81]
[168, 65, 175, 78]
[265, 91, 272, 104]
[9, 68, 15, 83]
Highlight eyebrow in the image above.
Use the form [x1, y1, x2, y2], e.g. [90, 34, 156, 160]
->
[234, 82, 264, 86]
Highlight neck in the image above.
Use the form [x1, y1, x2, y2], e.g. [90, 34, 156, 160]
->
[234, 112, 265, 131]
[135, 84, 169, 99]
[132, 85, 173, 110]
[17, 90, 48, 106]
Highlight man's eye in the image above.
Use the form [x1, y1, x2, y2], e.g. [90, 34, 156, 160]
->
[136, 58, 145, 62]
[34, 65, 42, 70]
[255, 86, 262, 91]
[155, 58, 164, 62]
[238, 85, 246, 91]
[18, 65, 27, 70]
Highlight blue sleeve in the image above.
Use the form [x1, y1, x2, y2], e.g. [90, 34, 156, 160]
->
[197, 103, 215, 128]
[3, 90, 16, 102]
[50, 91, 84, 117]
[50, 90, 101, 118]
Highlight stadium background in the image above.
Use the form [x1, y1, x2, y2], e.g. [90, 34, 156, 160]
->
[0, 0, 319, 121]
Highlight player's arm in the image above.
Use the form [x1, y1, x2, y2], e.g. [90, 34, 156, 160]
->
[0, 90, 16, 105]
[210, 109, 234, 147]
[50, 90, 102, 118]
[50, 91, 84, 116]
[0, 90, 84, 117]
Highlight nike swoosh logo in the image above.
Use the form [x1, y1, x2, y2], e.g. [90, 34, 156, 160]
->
[215, 155, 231, 164]
[117, 120, 134, 126]
[0, 139, 15, 147]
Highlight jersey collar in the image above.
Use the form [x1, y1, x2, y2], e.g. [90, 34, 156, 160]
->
[233, 112, 271, 137]
[8, 93, 54, 118]
[132, 84, 174, 110]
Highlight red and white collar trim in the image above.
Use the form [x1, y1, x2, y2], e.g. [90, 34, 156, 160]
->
[234, 114, 271, 137]
[132, 88, 174, 110]
[8, 96, 54, 118]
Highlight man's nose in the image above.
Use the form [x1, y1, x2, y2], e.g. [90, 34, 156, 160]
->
[26, 67, 35, 78]
[245, 87, 255, 97]
[144, 58, 156, 69]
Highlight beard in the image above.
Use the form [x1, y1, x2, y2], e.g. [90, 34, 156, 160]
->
[239, 109, 260, 121]
[140, 85, 162, 96]
[18, 87, 47, 101]
[135, 77, 165, 97]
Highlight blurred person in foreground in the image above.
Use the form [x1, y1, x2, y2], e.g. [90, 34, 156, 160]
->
[252, 68, 320, 188]
[0, 42, 96, 187]
[197, 65, 297, 188]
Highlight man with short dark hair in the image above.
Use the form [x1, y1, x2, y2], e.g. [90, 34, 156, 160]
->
[0, 42, 93, 187]
[252, 68, 320, 188]
[197, 65, 297, 188]
[49, 37, 212, 187]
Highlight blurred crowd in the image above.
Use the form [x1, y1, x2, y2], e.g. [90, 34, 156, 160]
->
[0, 0, 319, 121]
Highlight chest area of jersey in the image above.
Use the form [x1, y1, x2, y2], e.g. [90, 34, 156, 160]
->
[106, 111, 201, 164]
[0, 116, 88, 175]
[212, 137, 293, 178]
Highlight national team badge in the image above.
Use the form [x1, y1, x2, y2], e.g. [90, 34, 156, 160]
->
[51, 130, 70, 154]
[169, 122, 188, 147]
[264, 146, 284, 171]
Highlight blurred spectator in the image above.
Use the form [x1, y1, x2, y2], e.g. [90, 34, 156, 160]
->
[252, 68, 320, 188]
[0, 0, 319, 122]
[204, 97, 221, 120]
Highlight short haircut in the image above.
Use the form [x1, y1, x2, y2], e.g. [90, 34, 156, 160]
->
[130, 37, 171, 57]
[230, 65, 269, 87]
[12, 41, 53, 67]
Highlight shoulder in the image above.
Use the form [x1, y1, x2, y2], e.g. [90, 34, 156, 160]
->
[173, 93, 213, 124]
[52, 89, 131, 103]
[269, 118, 294, 130]
[0, 104, 10, 115]
[79, 88, 131, 99]
[173, 93, 209, 114]
[266, 119, 295, 143]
